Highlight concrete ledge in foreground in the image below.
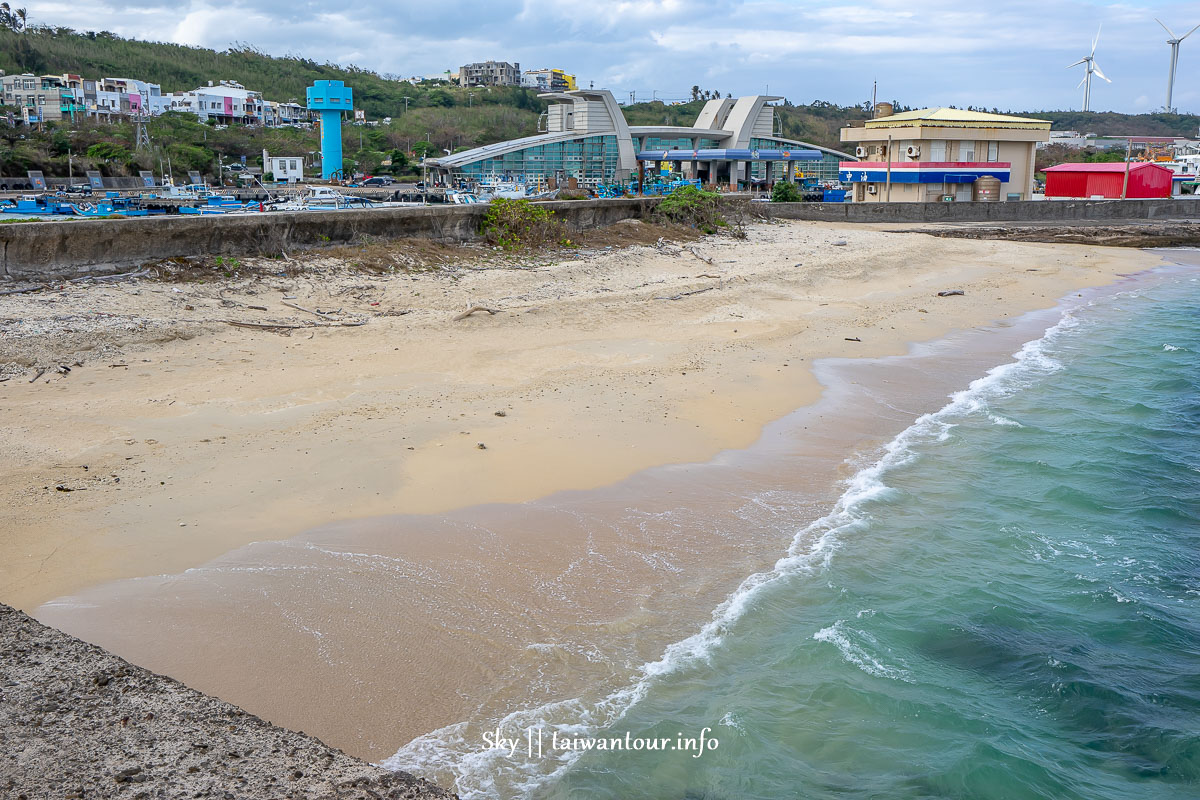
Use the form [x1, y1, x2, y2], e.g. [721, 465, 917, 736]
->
[0, 603, 455, 800]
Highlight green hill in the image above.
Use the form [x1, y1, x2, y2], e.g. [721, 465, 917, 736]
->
[1, 25, 1198, 179]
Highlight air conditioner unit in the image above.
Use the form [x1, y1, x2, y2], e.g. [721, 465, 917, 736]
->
[906, 145, 920, 158]
[867, 185, 878, 194]
[855, 146, 867, 158]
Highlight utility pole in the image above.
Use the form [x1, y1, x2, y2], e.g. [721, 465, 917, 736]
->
[885, 134, 893, 202]
[402, 96, 411, 113]
[134, 113, 150, 151]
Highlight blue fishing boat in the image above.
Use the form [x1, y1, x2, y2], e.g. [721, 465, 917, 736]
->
[0, 194, 79, 216]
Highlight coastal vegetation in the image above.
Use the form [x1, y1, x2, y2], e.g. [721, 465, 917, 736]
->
[480, 198, 569, 250]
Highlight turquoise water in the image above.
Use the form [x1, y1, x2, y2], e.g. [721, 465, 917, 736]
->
[534, 268, 1200, 799]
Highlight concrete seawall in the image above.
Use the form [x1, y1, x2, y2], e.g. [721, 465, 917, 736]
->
[0, 198, 660, 281]
[4, 196, 1200, 282]
[766, 197, 1200, 223]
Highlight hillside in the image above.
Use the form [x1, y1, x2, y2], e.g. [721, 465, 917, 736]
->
[0, 26, 546, 120]
[2, 26, 1199, 180]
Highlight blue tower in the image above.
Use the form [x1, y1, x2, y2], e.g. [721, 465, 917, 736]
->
[306, 80, 353, 180]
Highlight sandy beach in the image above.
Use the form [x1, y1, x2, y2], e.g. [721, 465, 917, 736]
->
[0, 220, 1160, 770]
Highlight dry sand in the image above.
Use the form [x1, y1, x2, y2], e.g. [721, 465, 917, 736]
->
[0, 220, 1155, 613]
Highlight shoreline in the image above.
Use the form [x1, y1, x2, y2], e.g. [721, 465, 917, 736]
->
[0, 221, 1159, 613]
[26, 255, 1185, 782]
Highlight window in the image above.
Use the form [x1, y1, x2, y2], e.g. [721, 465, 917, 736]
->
[988, 141, 998, 162]
[290, 160, 298, 171]
[960, 140, 975, 161]
[929, 140, 946, 161]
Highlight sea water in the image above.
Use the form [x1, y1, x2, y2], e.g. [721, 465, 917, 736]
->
[527, 265, 1200, 799]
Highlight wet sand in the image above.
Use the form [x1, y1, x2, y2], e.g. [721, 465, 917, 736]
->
[1, 223, 1154, 611]
[32, 280, 1155, 779]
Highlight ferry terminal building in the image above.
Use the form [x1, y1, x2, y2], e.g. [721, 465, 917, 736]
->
[428, 89, 855, 190]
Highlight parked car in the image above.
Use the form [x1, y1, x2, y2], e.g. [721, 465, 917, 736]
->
[61, 184, 93, 195]
[362, 176, 394, 186]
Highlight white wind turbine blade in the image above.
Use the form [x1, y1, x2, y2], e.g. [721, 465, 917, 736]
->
[1180, 22, 1200, 41]
[1091, 24, 1102, 56]
[1092, 61, 1112, 82]
[1067, 57, 1088, 68]
[1156, 18, 1178, 39]
[1077, 73, 1089, 89]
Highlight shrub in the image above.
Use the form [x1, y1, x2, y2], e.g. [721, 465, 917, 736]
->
[481, 198, 568, 250]
[86, 141, 130, 162]
[771, 181, 803, 202]
[655, 185, 724, 233]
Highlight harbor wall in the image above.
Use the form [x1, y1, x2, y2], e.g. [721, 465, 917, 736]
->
[0, 198, 659, 281]
[765, 197, 1200, 222]
[4, 196, 1200, 282]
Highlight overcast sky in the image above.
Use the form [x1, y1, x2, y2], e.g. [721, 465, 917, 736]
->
[22, 0, 1200, 114]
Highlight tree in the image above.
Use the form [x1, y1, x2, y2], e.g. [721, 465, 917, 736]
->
[690, 85, 700, 102]
[771, 181, 803, 202]
[385, 148, 409, 173]
[411, 140, 436, 159]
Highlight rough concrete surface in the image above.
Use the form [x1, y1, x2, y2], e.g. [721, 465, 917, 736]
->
[0, 604, 455, 800]
[0, 198, 661, 282]
[903, 220, 1200, 248]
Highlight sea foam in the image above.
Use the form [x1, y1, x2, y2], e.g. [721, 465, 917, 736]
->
[383, 308, 1084, 799]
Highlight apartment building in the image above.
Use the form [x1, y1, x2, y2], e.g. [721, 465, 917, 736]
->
[163, 80, 264, 124]
[458, 61, 521, 87]
[521, 68, 577, 92]
[0, 73, 87, 123]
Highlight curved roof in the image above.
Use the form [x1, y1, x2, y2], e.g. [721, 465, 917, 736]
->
[430, 130, 604, 168]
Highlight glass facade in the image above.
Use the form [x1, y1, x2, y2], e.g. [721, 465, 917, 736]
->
[452, 135, 622, 186]
[632, 136, 721, 152]
[748, 137, 845, 183]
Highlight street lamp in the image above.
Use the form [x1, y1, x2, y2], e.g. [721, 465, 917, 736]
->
[402, 96, 411, 113]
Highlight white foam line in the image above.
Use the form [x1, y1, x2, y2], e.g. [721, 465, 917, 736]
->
[383, 308, 1085, 799]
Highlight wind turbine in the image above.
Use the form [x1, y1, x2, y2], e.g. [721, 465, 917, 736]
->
[1067, 25, 1110, 112]
[1156, 18, 1200, 113]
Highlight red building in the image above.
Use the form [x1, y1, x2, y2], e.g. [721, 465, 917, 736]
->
[1043, 161, 1173, 199]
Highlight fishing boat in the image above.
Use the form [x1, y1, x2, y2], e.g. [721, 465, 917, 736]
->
[269, 186, 376, 212]
[474, 175, 558, 201]
[72, 193, 167, 217]
[0, 194, 79, 216]
[177, 195, 260, 215]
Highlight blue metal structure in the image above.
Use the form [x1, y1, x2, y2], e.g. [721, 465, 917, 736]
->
[306, 80, 353, 180]
[636, 148, 822, 162]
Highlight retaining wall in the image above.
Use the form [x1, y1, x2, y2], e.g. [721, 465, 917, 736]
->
[5, 196, 1200, 283]
[1, 197, 660, 281]
[766, 198, 1200, 223]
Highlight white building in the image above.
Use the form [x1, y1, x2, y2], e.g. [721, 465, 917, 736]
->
[163, 80, 264, 124]
[264, 152, 304, 182]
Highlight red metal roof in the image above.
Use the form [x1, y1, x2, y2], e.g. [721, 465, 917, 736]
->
[1043, 161, 1172, 173]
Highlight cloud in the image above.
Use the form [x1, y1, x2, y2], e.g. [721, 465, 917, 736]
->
[20, 0, 1200, 113]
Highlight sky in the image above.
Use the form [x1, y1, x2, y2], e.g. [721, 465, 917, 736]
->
[21, 0, 1200, 114]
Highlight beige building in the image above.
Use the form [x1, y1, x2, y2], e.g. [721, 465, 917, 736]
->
[839, 107, 1051, 202]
